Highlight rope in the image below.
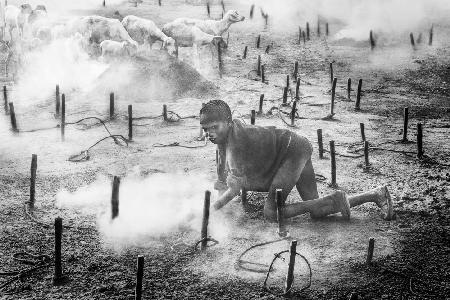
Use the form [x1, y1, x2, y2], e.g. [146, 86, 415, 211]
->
[0, 251, 52, 291]
[152, 139, 208, 149]
[68, 135, 128, 162]
[236, 238, 288, 273]
[263, 250, 312, 297]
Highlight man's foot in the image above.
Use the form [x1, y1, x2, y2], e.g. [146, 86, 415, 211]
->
[334, 190, 351, 220]
[373, 186, 395, 220]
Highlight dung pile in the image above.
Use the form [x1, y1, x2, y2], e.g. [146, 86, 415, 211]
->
[95, 51, 218, 102]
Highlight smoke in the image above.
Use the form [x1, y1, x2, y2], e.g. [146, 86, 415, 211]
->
[242, 0, 450, 40]
[11, 36, 109, 108]
[56, 172, 232, 245]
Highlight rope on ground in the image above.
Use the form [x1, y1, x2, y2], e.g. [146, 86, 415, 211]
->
[68, 134, 128, 162]
[263, 250, 312, 297]
[0, 252, 52, 291]
[236, 238, 288, 273]
[152, 139, 208, 149]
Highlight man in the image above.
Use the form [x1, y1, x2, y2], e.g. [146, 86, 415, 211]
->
[200, 100, 393, 221]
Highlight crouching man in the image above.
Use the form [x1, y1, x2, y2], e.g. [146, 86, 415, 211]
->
[200, 100, 394, 221]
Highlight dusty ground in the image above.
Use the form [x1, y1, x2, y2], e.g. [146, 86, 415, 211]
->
[1, 0, 449, 299]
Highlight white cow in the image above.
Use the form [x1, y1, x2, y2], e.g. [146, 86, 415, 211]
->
[173, 10, 245, 37]
[121, 15, 175, 53]
[100, 40, 137, 58]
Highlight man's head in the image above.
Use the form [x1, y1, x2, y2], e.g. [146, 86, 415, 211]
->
[200, 100, 232, 144]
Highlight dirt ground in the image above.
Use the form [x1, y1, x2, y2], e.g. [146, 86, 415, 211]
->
[1, 0, 449, 299]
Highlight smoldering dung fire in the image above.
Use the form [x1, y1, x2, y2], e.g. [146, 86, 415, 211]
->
[55, 172, 231, 243]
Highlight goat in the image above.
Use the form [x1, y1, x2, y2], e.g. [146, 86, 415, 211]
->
[173, 10, 244, 37]
[162, 21, 224, 67]
[122, 15, 175, 54]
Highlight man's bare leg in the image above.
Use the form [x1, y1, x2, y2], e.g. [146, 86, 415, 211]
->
[296, 159, 319, 200]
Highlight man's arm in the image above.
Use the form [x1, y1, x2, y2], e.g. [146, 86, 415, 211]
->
[213, 172, 246, 210]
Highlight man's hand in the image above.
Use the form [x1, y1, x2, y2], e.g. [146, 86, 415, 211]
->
[226, 173, 246, 192]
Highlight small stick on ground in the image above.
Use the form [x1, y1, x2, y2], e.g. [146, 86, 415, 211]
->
[428, 24, 433, 46]
[284, 240, 297, 295]
[201, 191, 211, 251]
[256, 34, 260, 48]
[128, 105, 133, 141]
[330, 140, 337, 187]
[61, 95, 65, 140]
[306, 22, 310, 40]
[258, 94, 264, 114]
[243, 46, 247, 59]
[370, 30, 375, 50]
[55, 85, 60, 116]
[9, 102, 17, 132]
[317, 129, 324, 159]
[111, 176, 120, 220]
[250, 110, 256, 125]
[401, 107, 409, 143]
[355, 79, 362, 110]
[417, 123, 424, 158]
[109, 92, 115, 119]
[364, 141, 370, 168]
[360, 123, 366, 141]
[135, 255, 144, 300]
[410, 32, 416, 49]
[366, 238, 375, 265]
[30, 154, 37, 209]
[347, 78, 351, 101]
[53, 217, 64, 285]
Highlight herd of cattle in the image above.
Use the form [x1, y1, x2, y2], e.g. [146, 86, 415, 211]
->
[0, 2, 245, 66]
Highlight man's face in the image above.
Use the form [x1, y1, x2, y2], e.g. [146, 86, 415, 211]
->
[201, 120, 230, 144]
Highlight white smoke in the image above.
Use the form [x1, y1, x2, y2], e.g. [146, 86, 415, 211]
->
[56, 172, 231, 244]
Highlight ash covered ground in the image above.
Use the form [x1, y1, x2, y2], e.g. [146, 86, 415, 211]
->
[0, 0, 449, 299]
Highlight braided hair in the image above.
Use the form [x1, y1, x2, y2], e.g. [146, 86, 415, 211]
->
[200, 99, 232, 124]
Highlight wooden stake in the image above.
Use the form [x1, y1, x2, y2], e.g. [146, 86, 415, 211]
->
[250, 4, 254, 19]
[257, 55, 261, 76]
[364, 141, 370, 168]
[286, 75, 290, 90]
[276, 189, 286, 237]
[30, 154, 37, 208]
[53, 217, 63, 285]
[218, 43, 223, 78]
[135, 255, 144, 300]
[220, 0, 225, 13]
[317, 129, 324, 159]
[261, 64, 265, 83]
[102, 0, 105, 7]
[109, 92, 114, 119]
[402, 107, 409, 142]
[158, 0, 161, 6]
[9, 102, 17, 132]
[111, 176, 120, 219]
[293, 61, 299, 80]
[201, 190, 211, 251]
[317, 19, 320, 36]
[302, 31, 306, 44]
[128, 105, 133, 141]
[417, 33, 422, 44]
[282, 87, 288, 105]
[265, 44, 270, 54]
[355, 79, 362, 110]
[330, 62, 334, 84]
[285, 240, 297, 295]
[428, 24, 433, 46]
[206, 1, 210, 18]
[331, 77, 337, 116]
[370, 30, 375, 50]
[162, 104, 167, 121]
[290, 100, 297, 126]
[306, 22, 310, 40]
[347, 78, 351, 101]
[61, 94, 65, 140]
[330, 140, 336, 186]
[326, 22, 329, 36]
[295, 78, 300, 100]
[55, 85, 60, 116]
[366, 238, 375, 265]
[298, 26, 301, 44]
[417, 123, 423, 158]
[259, 94, 264, 114]
[3, 85, 7, 113]
[410, 32, 415, 49]
[256, 34, 260, 48]
[250, 110, 256, 125]
[360, 123, 366, 141]
[243, 46, 248, 59]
